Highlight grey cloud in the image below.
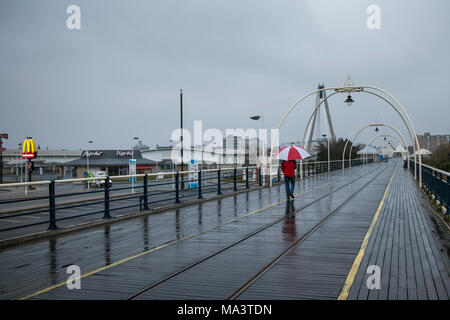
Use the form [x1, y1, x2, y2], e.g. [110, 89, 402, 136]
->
[0, 0, 448, 150]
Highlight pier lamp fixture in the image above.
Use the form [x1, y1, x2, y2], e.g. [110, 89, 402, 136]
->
[344, 95, 354, 106]
[343, 75, 355, 106]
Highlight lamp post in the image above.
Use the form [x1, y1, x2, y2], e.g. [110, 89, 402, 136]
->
[155, 144, 160, 173]
[86, 140, 93, 189]
[250, 115, 264, 165]
[130, 137, 139, 194]
[62, 149, 67, 178]
[180, 89, 184, 190]
[322, 134, 330, 172]
[201, 144, 205, 170]
[131, 137, 139, 160]
[18, 143, 22, 181]
[0, 133, 7, 184]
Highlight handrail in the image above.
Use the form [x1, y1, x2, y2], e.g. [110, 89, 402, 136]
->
[410, 160, 449, 176]
[0, 181, 51, 188]
[0, 156, 368, 235]
[0, 159, 362, 188]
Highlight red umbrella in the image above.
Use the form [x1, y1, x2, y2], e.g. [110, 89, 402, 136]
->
[275, 145, 311, 161]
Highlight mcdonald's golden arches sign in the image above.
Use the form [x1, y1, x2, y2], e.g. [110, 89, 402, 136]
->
[22, 138, 37, 159]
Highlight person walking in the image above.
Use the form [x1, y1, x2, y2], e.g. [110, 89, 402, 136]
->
[276, 145, 311, 199]
[281, 160, 296, 199]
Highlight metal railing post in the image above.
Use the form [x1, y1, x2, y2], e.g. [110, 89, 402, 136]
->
[246, 167, 249, 189]
[258, 166, 262, 186]
[175, 172, 180, 204]
[103, 176, 111, 219]
[217, 169, 222, 195]
[446, 175, 449, 212]
[48, 180, 57, 230]
[143, 174, 149, 210]
[233, 168, 238, 191]
[300, 161, 303, 179]
[198, 170, 203, 199]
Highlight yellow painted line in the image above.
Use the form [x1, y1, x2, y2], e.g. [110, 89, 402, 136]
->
[337, 163, 398, 300]
[21, 174, 349, 300]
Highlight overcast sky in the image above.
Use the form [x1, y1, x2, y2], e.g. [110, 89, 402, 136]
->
[1, 0, 449, 151]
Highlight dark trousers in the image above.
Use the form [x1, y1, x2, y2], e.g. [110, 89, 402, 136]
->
[284, 176, 295, 197]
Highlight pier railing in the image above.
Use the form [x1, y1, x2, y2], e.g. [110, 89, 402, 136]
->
[0, 159, 366, 236]
[410, 160, 449, 213]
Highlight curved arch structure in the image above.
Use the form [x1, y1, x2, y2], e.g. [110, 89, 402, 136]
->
[361, 134, 408, 164]
[270, 85, 422, 187]
[302, 91, 415, 153]
[302, 90, 417, 178]
[346, 123, 410, 170]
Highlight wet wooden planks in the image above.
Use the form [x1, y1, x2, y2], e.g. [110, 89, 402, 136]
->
[237, 164, 394, 300]
[28, 165, 384, 299]
[347, 165, 450, 300]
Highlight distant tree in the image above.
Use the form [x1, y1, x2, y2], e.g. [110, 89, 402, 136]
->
[424, 143, 450, 172]
[315, 138, 363, 162]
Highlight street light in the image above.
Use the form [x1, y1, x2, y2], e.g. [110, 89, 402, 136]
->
[86, 140, 93, 189]
[131, 137, 139, 160]
[250, 114, 264, 166]
[17, 142, 23, 182]
[201, 144, 205, 169]
[130, 137, 139, 194]
[62, 149, 67, 178]
[180, 89, 184, 190]
[155, 144, 160, 173]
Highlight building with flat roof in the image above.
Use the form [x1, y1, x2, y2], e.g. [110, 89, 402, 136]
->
[1, 149, 81, 182]
[60, 150, 156, 178]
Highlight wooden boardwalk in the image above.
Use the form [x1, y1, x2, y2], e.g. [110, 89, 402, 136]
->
[347, 164, 450, 300]
[0, 159, 448, 300]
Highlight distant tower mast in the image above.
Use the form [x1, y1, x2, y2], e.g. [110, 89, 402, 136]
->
[305, 82, 336, 151]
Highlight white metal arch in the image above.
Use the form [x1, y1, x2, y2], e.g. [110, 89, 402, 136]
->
[301, 90, 417, 178]
[362, 134, 407, 164]
[347, 123, 410, 169]
[270, 85, 422, 187]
